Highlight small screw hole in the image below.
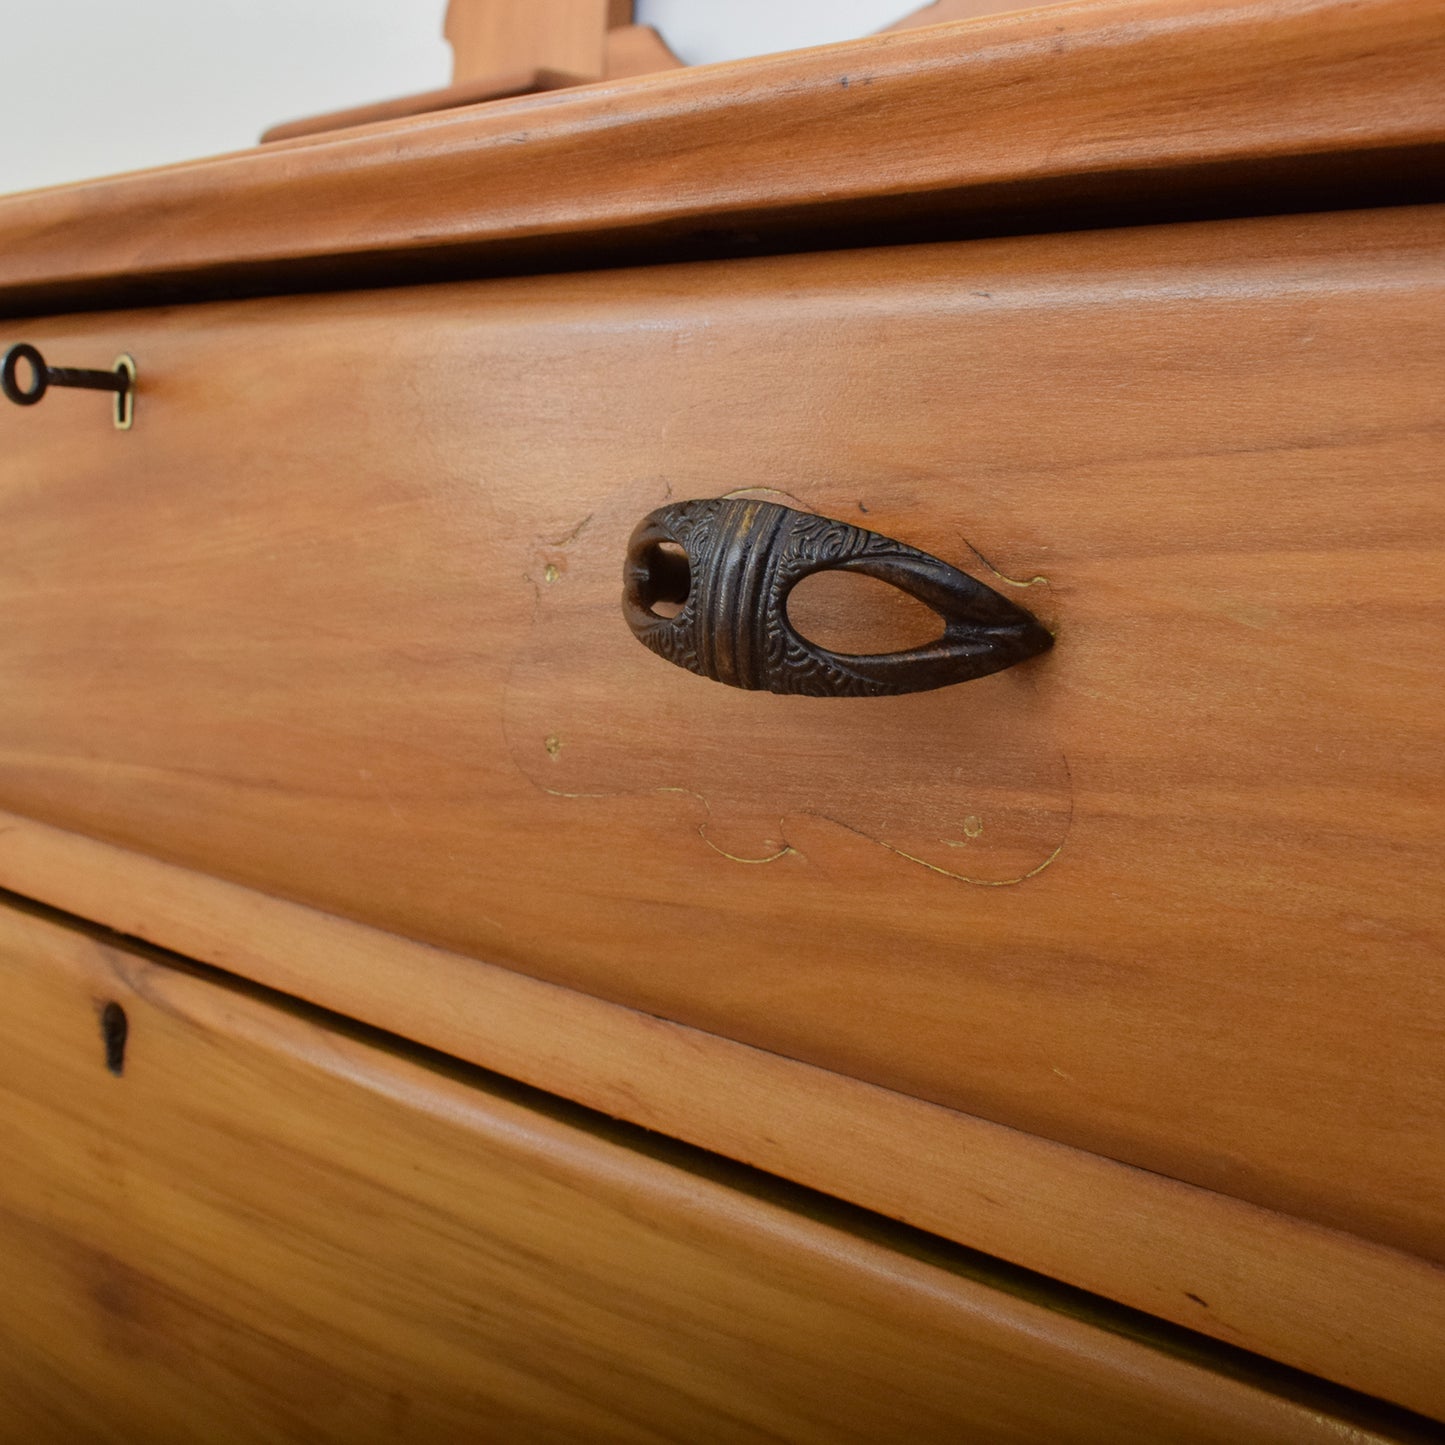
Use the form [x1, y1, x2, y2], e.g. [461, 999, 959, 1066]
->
[643, 541, 690, 619]
[100, 1001, 129, 1076]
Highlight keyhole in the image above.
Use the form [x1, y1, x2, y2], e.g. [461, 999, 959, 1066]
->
[100, 1001, 129, 1076]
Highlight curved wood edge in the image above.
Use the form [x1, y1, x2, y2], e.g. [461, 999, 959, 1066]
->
[0, 0, 1441, 314]
[0, 807, 1440, 1421]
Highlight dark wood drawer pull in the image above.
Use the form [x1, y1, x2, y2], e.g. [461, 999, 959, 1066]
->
[2, 343, 136, 430]
[623, 498, 1052, 697]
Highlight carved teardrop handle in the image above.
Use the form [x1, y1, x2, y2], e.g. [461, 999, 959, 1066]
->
[622, 498, 1053, 697]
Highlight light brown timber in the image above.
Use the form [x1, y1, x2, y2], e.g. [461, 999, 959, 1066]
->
[0, 898, 1433, 1443]
[444, 0, 614, 83]
[602, 23, 685, 79]
[0, 206, 1441, 1272]
[0, 810, 1441, 1420]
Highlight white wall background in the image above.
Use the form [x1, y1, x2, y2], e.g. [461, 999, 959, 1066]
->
[0, 1, 919, 197]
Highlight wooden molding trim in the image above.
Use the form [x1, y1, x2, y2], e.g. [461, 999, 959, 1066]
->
[0, 0, 1441, 314]
[0, 807, 1440, 1420]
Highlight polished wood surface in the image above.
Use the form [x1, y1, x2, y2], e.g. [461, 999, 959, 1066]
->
[0, 207, 1440, 1270]
[0, 0, 1440, 314]
[4, 900, 1420, 1444]
[2, 808, 1442, 1419]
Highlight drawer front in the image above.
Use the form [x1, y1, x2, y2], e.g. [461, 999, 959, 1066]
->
[1, 901, 1409, 1445]
[0, 206, 1441, 1263]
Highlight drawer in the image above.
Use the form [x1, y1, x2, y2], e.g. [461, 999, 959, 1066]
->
[0, 898, 1427, 1444]
[0, 204, 1441, 1269]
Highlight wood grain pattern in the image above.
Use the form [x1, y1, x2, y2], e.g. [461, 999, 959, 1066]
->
[0, 898, 1431, 1444]
[0, 0, 1441, 315]
[0, 208, 1441, 1270]
[1, 808, 1442, 1420]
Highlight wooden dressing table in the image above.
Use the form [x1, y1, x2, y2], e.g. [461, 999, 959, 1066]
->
[1, 0, 1442, 1437]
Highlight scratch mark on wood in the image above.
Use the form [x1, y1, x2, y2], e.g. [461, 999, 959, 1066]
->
[960, 536, 1049, 590]
[546, 513, 594, 549]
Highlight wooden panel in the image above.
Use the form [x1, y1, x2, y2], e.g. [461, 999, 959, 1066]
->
[2, 808, 1443, 1420]
[2, 902, 1421, 1444]
[444, 0, 611, 83]
[0, 208, 1441, 1269]
[0, 0, 1441, 315]
[603, 24, 686, 80]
